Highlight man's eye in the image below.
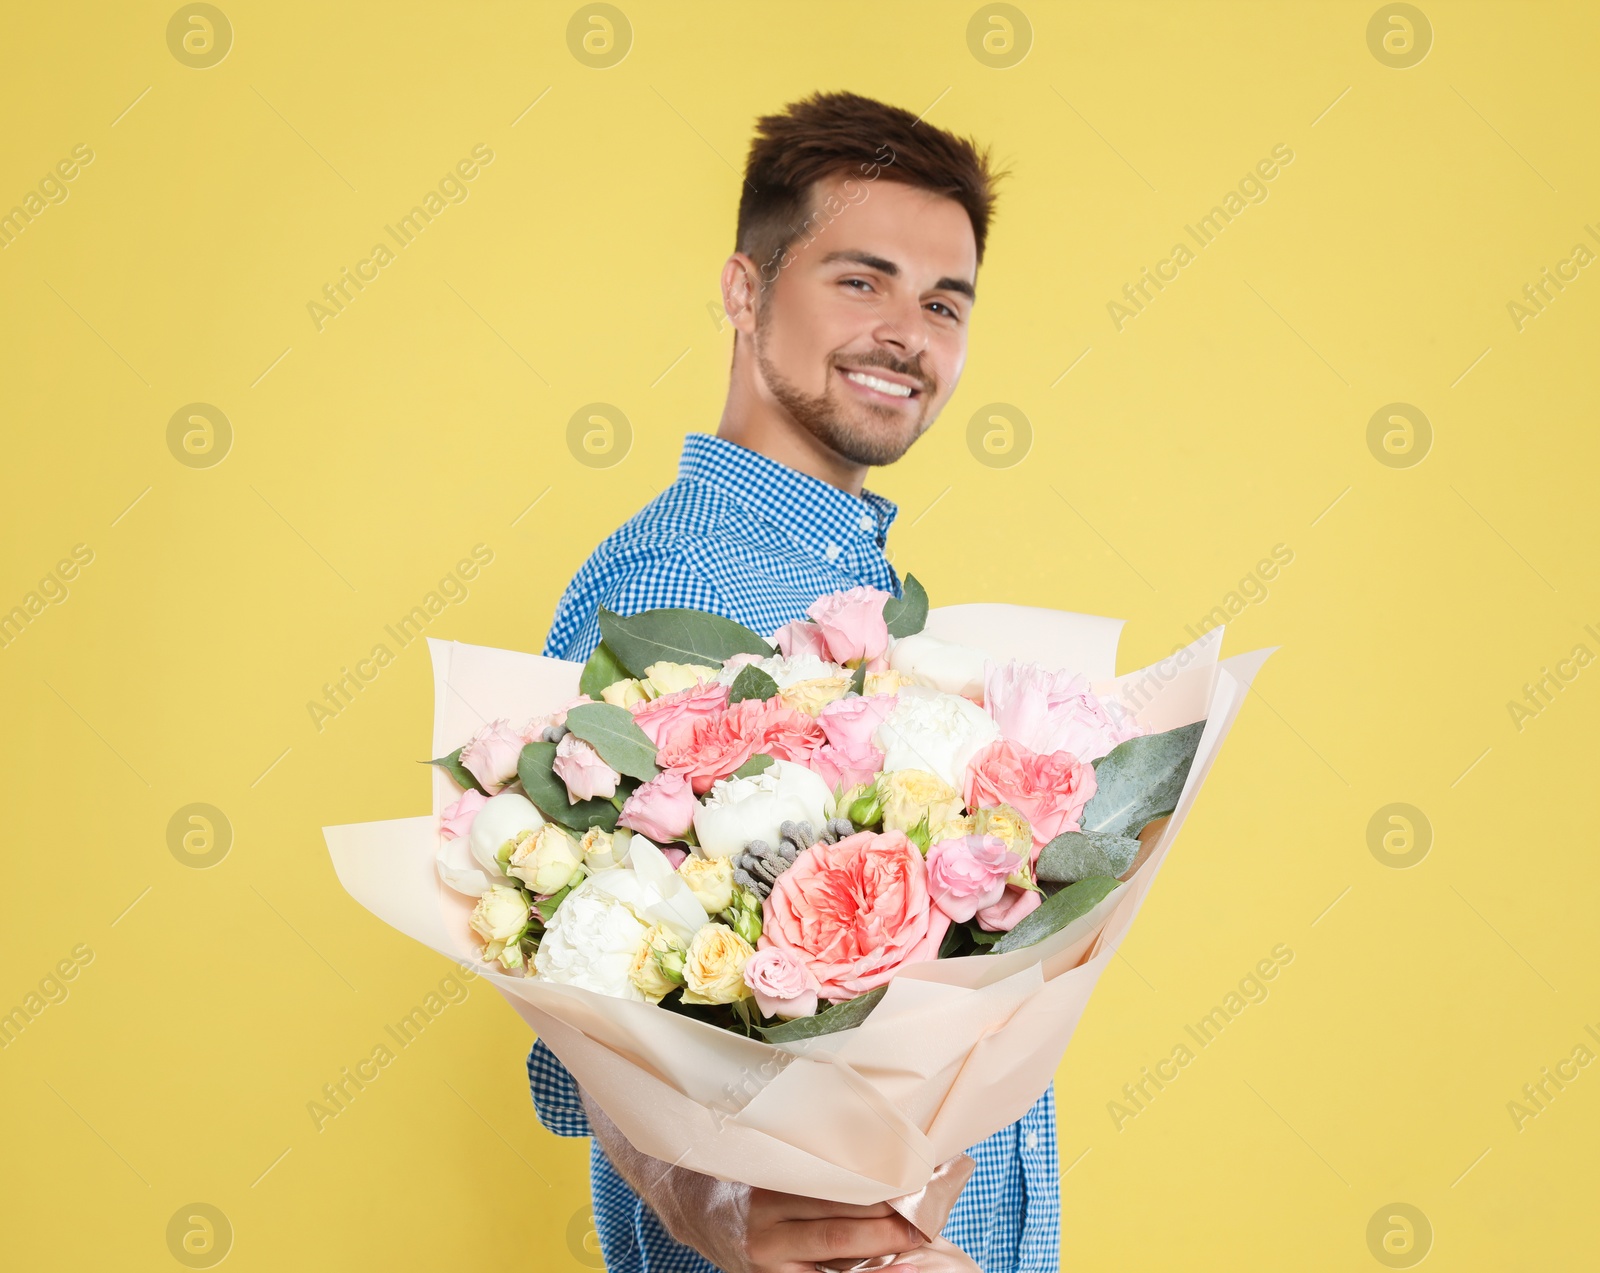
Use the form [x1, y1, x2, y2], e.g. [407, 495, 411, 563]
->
[928, 301, 961, 320]
[842, 278, 873, 292]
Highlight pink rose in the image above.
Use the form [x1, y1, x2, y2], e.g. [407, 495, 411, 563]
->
[631, 680, 729, 751]
[460, 718, 525, 794]
[975, 885, 1043, 932]
[984, 661, 1147, 762]
[966, 739, 1097, 857]
[660, 846, 688, 870]
[809, 741, 884, 792]
[924, 834, 1022, 924]
[819, 693, 897, 753]
[552, 734, 620, 803]
[760, 703, 826, 766]
[760, 829, 949, 1001]
[655, 698, 769, 795]
[806, 586, 893, 667]
[743, 947, 821, 1019]
[773, 619, 832, 660]
[439, 789, 489, 840]
[617, 770, 698, 842]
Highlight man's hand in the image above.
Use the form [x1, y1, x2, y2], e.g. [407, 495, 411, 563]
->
[581, 1088, 925, 1273]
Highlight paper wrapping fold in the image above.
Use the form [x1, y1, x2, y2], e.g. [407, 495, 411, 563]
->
[324, 606, 1271, 1209]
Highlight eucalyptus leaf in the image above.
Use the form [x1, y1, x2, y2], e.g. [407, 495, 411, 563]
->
[517, 742, 618, 831]
[727, 664, 779, 705]
[1035, 830, 1143, 884]
[564, 703, 660, 781]
[881, 574, 929, 638]
[757, 986, 887, 1043]
[598, 607, 772, 678]
[990, 876, 1120, 955]
[535, 883, 575, 924]
[424, 747, 487, 795]
[1080, 720, 1206, 838]
[730, 753, 774, 779]
[578, 642, 633, 700]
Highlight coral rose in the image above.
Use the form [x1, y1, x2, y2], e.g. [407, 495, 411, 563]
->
[631, 679, 730, 751]
[965, 739, 1097, 857]
[759, 829, 949, 1001]
[655, 698, 770, 795]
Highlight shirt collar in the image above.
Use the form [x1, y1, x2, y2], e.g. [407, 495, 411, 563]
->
[678, 433, 899, 559]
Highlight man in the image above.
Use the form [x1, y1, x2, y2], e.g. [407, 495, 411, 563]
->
[532, 91, 1057, 1273]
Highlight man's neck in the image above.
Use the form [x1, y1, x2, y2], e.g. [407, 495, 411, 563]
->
[714, 409, 868, 497]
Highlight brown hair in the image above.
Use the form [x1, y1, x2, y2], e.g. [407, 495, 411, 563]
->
[736, 91, 1005, 287]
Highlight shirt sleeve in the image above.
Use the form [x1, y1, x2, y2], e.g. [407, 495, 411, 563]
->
[526, 1039, 592, 1138]
[546, 545, 737, 662]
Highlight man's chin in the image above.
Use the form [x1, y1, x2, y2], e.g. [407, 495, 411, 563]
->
[816, 408, 927, 467]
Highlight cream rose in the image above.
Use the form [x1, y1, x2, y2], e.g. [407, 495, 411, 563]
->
[468, 885, 531, 969]
[628, 923, 687, 1002]
[681, 923, 755, 1005]
[677, 856, 735, 914]
[877, 769, 965, 838]
[601, 678, 648, 708]
[778, 676, 852, 717]
[579, 827, 632, 872]
[643, 661, 719, 697]
[508, 824, 584, 895]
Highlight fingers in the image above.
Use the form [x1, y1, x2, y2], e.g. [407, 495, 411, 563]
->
[750, 1190, 898, 1222]
[780, 1215, 926, 1262]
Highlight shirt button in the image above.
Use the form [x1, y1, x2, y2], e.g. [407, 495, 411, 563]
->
[1025, 1131, 1039, 1150]
[824, 543, 841, 561]
[858, 513, 875, 533]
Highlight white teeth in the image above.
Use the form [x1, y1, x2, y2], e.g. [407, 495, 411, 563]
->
[843, 370, 914, 398]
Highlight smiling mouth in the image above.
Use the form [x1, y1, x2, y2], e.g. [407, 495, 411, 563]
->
[836, 366, 923, 403]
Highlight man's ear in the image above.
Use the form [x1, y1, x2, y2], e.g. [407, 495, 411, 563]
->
[721, 252, 762, 339]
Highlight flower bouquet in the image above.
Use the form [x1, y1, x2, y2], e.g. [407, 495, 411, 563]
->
[325, 579, 1270, 1265]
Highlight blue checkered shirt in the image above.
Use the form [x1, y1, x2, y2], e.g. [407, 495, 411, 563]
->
[531, 433, 1061, 1272]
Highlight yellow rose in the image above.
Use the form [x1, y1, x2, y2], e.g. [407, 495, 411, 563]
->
[932, 812, 976, 843]
[877, 769, 964, 836]
[601, 678, 648, 708]
[779, 676, 851, 716]
[628, 924, 686, 1003]
[642, 661, 718, 697]
[681, 923, 755, 1005]
[508, 824, 584, 894]
[865, 669, 917, 696]
[677, 855, 734, 915]
[972, 804, 1032, 858]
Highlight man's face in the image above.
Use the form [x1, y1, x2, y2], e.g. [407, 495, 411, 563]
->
[749, 174, 978, 467]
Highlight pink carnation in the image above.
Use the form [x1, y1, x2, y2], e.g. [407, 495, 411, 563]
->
[984, 661, 1146, 762]
[965, 739, 1097, 857]
[760, 829, 948, 1001]
[760, 703, 827, 766]
[631, 680, 730, 751]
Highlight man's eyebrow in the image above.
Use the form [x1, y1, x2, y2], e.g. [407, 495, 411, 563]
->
[818, 249, 977, 302]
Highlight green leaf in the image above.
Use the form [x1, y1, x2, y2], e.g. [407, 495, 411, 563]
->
[847, 661, 867, 696]
[990, 877, 1121, 955]
[730, 753, 774, 779]
[881, 574, 929, 638]
[578, 642, 633, 700]
[535, 882, 575, 924]
[424, 747, 487, 795]
[598, 607, 772, 678]
[563, 703, 660, 782]
[1035, 830, 1143, 884]
[757, 986, 887, 1043]
[1081, 720, 1207, 838]
[727, 664, 779, 705]
[517, 742, 618, 831]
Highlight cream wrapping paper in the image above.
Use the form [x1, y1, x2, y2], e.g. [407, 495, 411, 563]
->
[324, 606, 1271, 1211]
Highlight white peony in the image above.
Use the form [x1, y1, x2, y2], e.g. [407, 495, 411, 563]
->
[717, 652, 847, 689]
[874, 686, 1002, 790]
[582, 835, 711, 943]
[438, 791, 543, 896]
[693, 759, 834, 859]
[888, 633, 988, 700]
[534, 876, 651, 1000]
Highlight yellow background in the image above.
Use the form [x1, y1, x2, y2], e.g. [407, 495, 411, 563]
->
[3, 1, 1595, 1268]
